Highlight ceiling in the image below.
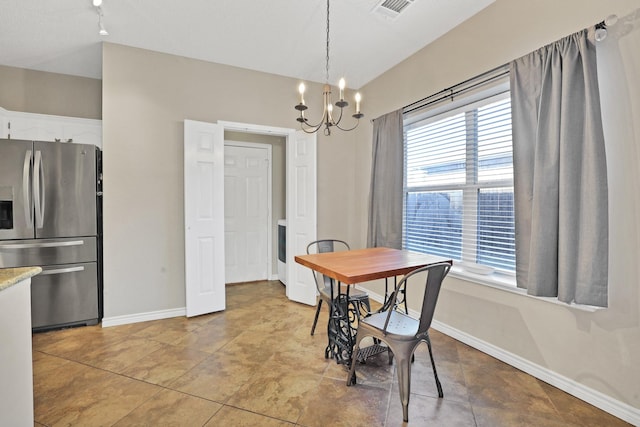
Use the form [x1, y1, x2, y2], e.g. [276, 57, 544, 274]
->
[0, 0, 495, 88]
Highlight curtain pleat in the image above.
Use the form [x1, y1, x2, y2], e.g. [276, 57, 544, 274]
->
[367, 109, 404, 249]
[510, 28, 608, 306]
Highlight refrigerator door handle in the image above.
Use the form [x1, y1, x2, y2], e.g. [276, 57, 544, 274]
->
[0, 240, 85, 249]
[22, 149, 34, 226]
[34, 150, 46, 229]
[39, 266, 85, 276]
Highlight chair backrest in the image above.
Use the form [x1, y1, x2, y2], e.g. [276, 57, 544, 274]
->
[306, 239, 350, 255]
[383, 261, 452, 336]
[306, 239, 350, 291]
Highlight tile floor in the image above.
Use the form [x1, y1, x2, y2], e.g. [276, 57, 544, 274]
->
[32, 280, 630, 426]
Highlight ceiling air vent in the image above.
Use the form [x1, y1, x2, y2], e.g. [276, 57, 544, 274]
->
[371, 0, 415, 20]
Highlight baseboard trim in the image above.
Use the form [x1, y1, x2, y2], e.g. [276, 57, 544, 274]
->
[363, 289, 640, 426]
[101, 307, 186, 328]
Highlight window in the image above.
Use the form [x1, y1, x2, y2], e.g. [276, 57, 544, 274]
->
[403, 92, 515, 272]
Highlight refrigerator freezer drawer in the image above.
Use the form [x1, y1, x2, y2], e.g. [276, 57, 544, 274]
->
[0, 236, 97, 268]
[31, 262, 99, 331]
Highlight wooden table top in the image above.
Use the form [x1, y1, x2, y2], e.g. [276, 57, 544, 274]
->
[294, 247, 452, 284]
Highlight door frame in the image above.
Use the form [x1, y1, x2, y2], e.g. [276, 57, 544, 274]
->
[218, 120, 317, 305]
[223, 140, 273, 281]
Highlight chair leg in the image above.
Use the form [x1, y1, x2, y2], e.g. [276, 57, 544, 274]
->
[310, 299, 323, 336]
[395, 352, 412, 422]
[425, 334, 443, 398]
[346, 335, 363, 386]
[361, 297, 371, 316]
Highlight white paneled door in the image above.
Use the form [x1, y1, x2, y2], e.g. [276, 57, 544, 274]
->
[224, 143, 270, 283]
[285, 130, 317, 306]
[184, 120, 225, 317]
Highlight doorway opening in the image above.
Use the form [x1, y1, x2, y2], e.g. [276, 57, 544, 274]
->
[218, 121, 318, 305]
[184, 120, 318, 318]
[223, 133, 285, 283]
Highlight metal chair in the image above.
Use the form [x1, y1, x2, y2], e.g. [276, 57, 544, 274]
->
[307, 239, 371, 336]
[346, 261, 452, 423]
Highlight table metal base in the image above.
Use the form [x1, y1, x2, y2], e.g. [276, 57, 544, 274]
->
[325, 295, 359, 365]
[325, 295, 389, 366]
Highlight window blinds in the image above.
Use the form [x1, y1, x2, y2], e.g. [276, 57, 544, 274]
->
[403, 95, 515, 272]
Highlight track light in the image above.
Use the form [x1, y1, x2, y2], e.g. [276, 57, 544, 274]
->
[94, 3, 109, 36]
[98, 14, 109, 36]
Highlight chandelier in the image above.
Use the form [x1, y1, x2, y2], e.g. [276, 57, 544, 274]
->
[295, 0, 364, 135]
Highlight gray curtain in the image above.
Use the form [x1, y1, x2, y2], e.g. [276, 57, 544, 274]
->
[367, 109, 403, 249]
[510, 28, 608, 306]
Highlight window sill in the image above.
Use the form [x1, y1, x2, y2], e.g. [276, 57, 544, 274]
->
[448, 266, 605, 313]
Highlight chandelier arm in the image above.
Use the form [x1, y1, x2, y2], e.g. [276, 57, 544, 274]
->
[300, 122, 325, 134]
[301, 121, 324, 132]
[331, 105, 344, 126]
[298, 113, 328, 130]
[334, 119, 362, 132]
[298, 111, 327, 131]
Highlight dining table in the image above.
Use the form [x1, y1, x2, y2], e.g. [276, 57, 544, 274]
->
[295, 247, 452, 365]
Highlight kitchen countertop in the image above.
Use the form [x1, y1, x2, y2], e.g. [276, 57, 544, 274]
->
[0, 267, 42, 292]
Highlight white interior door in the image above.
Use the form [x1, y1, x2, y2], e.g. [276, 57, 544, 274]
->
[184, 120, 225, 317]
[224, 143, 270, 283]
[286, 130, 317, 306]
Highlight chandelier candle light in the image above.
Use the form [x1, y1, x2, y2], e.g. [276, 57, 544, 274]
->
[295, 0, 364, 135]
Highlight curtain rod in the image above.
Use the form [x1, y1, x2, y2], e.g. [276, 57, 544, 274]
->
[403, 63, 510, 115]
[399, 16, 611, 117]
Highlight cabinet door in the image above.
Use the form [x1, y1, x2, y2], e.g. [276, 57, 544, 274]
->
[0, 113, 8, 138]
[8, 116, 62, 141]
[4, 110, 102, 148]
[62, 122, 102, 148]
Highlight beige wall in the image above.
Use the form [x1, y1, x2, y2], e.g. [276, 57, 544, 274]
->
[101, 43, 361, 317]
[0, 65, 101, 119]
[358, 0, 640, 412]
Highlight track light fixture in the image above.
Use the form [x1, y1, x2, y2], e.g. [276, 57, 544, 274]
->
[93, 0, 108, 36]
[98, 11, 109, 36]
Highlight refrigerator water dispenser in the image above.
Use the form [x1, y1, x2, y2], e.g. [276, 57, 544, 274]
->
[0, 187, 13, 230]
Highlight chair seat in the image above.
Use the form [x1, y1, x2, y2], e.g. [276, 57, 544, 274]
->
[361, 311, 418, 340]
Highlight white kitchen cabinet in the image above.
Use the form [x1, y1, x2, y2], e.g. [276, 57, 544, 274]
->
[0, 106, 102, 148]
[0, 275, 35, 426]
[0, 114, 7, 139]
[61, 120, 103, 147]
[6, 113, 62, 142]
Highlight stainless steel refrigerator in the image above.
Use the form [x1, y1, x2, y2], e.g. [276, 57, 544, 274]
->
[0, 139, 102, 331]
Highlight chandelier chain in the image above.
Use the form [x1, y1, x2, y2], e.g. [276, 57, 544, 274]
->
[325, 0, 330, 84]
